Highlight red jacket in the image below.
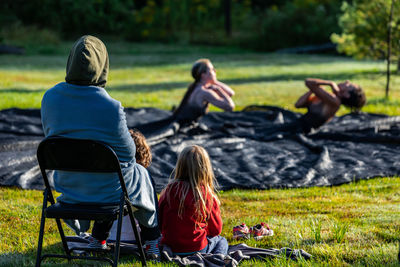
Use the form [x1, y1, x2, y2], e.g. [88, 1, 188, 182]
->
[158, 182, 223, 253]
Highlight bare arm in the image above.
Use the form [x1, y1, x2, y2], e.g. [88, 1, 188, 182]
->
[295, 91, 313, 108]
[213, 80, 235, 96]
[305, 78, 340, 95]
[203, 87, 235, 111]
[304, 78, 341, 107]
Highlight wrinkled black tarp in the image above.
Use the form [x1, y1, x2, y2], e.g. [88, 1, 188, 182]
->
[1, 106, 400, 192]
[67, 238, 311, 266]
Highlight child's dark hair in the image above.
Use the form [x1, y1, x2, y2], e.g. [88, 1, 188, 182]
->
[341, 85, 366, 111]
[129, 129, 152, 168]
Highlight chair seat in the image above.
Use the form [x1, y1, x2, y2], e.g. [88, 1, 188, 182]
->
[45, 202, 127, 221]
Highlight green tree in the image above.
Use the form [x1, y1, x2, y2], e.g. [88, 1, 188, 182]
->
[332, 0, 400, 97]
[331, 0, 400, 66]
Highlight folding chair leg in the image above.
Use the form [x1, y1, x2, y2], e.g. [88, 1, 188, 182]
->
[55, 218, 71, 258]
[126, 202, 147, 266]
[35, 191, 49, 267]
[36, 189, 71, 267]
[113, 198, 125, 267]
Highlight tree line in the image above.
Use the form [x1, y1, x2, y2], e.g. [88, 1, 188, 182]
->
[0, 0, 342, 51]
[1, 0, 399, 95]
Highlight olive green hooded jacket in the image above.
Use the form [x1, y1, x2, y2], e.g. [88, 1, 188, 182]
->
[65, 35, 109, 88]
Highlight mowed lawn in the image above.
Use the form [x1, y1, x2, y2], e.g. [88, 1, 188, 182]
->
[0, 42, 399, 266]
[1, 41, 400, 114]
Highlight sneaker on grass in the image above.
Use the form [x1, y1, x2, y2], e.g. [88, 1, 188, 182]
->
[233, 223, 250, 240]
[250, 222, 274, 240]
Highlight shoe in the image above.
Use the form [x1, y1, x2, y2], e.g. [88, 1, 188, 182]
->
[79, 232, 91, 240]
[144, 238, 161, 260]
[87, 236, 107, 249]
[233, 223, 250, 240]
[250, 222, 274, 240]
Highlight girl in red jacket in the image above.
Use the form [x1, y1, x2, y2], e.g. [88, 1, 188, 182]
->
[158, 145, 228, 255]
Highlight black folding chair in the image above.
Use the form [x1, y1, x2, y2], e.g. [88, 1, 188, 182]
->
[35, 137, 147, 266]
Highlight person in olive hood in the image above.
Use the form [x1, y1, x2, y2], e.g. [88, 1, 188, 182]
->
[41, 35, 161, 254]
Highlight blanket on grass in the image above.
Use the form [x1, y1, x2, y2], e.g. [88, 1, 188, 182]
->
[1, 106, 400, 192]
[66, 237, 312, 266]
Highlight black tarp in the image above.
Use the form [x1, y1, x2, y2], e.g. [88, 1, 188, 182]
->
[1, 106, 399, 193]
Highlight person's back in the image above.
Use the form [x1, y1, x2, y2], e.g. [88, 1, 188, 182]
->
[175, 85, 212, 124]
[300, 97, 338, 132]
[41, 36, 138, 204]
[159, 145, 228, 255]
[41, 36, 160, 254]
[159, 181, 222, 252]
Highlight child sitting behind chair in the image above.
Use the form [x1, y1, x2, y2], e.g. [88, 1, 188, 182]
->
[129, 129, 152, 168]
[158, 145, 228, 255]
[108, 129, 154, 242]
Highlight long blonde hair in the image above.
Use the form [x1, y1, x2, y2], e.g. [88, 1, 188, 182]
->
[172, 59, 211, 118]
[160, 145, 220, 225]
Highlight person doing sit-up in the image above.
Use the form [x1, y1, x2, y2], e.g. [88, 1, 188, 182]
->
[295, 78, 366, 133]
[173, 58, 235, 124]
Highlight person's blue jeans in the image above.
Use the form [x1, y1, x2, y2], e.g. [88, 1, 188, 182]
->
[174, 235, 229, 256]
[199, 235, 229, 255]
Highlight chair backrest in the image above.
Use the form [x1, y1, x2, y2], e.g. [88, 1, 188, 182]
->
[35, 137, 148, 266]
[37, 136, 127, 196]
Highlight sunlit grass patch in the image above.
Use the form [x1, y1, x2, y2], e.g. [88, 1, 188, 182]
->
[219, 177, 400, 266]
[1, 43, 400, 114]
[1, 178, 399, 265]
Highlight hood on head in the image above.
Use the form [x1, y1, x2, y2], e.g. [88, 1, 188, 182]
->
[65, 35, 109, 88]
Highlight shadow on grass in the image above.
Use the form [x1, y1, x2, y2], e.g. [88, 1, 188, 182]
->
[0, 88, 46, 94]
[107, 70, 381, 93]
[0, 69, 383, 95]
[121, 53, 357, 68]
[374, 231, 400, 243]
[0, 51, 381, 70]
[223, 70, 380, 85]
[300, 239, 319, 246]
[108, 81, 188, 93]
[0, 242, 143, 267]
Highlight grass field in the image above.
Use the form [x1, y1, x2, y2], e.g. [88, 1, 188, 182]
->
[0, 42, 399, 266]
[1, 42, 400, 114]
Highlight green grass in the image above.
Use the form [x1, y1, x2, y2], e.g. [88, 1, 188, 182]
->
[0, 42, 399, 266]
[1, 42, 400, 114]
[1, 178, 399, 266]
